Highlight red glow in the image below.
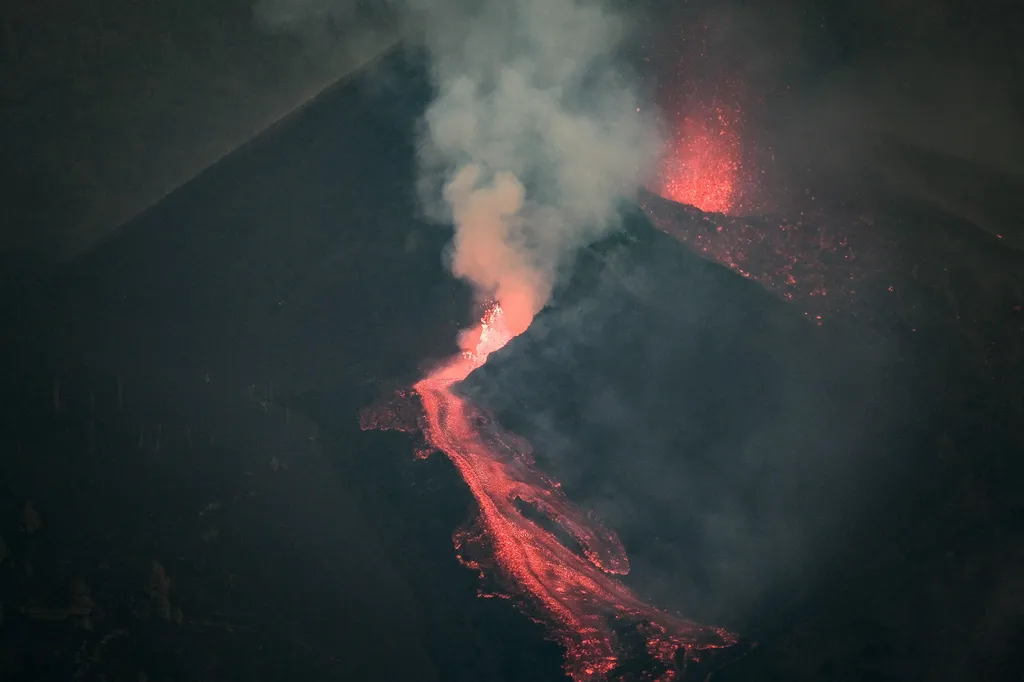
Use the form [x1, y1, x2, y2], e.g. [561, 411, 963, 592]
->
[657, 106, 743, 215]
[363, 304, 738, 680]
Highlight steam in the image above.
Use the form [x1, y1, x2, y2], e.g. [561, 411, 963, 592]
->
[256, 0, 661, 337]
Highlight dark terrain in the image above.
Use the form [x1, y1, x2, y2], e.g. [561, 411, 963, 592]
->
[1, 48, 1022, 682]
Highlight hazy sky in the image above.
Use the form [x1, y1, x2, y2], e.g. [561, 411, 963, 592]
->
[645, 0, 1023, 240]
[2, 0, 398, 268]
[3, 0, 1021, 274]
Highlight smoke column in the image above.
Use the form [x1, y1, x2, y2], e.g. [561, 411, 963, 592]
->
[257, 0, 660, 331]
[404, 0, 660, 335]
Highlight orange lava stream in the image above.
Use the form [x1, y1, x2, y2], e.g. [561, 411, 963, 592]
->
[365, 304, 738, 681]
[657, 107, 743, 215]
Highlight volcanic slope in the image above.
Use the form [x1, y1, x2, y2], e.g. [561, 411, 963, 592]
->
[460, 202, 1024, 682]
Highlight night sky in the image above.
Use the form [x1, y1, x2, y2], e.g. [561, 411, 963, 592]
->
[4, 0, 1022, 270]
[3, 0, 398, 267]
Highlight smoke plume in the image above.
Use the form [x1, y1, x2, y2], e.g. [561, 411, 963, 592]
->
[257, 0, 661, 337]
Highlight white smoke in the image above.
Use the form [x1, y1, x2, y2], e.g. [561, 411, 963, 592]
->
[256, 0, 661, 335]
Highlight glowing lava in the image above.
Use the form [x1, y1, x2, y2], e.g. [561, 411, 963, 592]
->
[363, 304, 739, 681]
[656, 106, 743, 215]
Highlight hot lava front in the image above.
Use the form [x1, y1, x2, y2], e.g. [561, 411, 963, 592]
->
[362, 303, 739, 681]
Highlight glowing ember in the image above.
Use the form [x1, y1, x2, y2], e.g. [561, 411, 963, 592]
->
[656, 106, 743, 215]
[363, 304, 739, 680]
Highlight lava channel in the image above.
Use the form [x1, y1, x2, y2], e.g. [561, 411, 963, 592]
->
[362, 303, 740, 681]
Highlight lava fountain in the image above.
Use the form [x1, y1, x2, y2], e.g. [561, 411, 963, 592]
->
[656, 104, 744, 215]
[362, 302, 739, 681]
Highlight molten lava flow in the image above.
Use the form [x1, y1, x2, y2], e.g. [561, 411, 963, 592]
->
[363, 304, 738, 681]
[656, 106, 743, 215]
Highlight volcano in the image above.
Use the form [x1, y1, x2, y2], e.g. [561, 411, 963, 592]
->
[1, 46, 1022, 682]
[458, 200, 893, 626]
